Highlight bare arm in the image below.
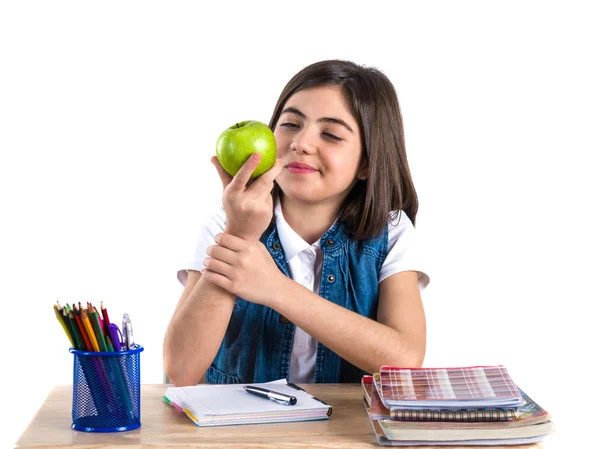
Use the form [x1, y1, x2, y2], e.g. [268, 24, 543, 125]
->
[163, 270, 236, 386]
[271, 270, 426, 373]
[163, 154, 283, 386]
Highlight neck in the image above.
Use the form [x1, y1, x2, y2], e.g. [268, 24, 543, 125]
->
[280, 195, 341, 245]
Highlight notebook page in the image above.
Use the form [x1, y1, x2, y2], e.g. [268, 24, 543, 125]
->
[166, 379, 330, 417]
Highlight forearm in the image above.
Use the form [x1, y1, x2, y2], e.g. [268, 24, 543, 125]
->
[272, 279, 424, 373]
[163, 277, 236, 386]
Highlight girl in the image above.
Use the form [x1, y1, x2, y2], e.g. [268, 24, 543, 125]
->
[164, 60, 429, 386]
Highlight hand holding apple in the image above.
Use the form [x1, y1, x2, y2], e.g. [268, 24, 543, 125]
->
[212, 120, 281, 241]
[211, 152, 283, 242]
[216, 121, 277, 178]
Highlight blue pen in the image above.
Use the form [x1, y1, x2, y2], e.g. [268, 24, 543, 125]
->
[108, 323, 124, 351]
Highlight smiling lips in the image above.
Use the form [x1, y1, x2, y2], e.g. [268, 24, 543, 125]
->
[286, 162, 318, 174]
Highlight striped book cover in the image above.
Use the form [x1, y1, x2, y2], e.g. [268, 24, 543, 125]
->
[376, 365, 525, 409]
[363, 374, 549, 423]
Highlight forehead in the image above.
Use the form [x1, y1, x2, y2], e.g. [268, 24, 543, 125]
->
[282, 85, 356, 123]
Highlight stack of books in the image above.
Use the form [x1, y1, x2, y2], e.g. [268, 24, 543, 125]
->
[362, 365, 554, 446]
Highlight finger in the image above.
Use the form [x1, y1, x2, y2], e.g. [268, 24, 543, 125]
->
[247, 158, 284, 195]
[228, 153, 262, 192]
[206, 244, 238, 265]
[211, 156, 233, 190]
[215, 232, 247, 251]
[202, 270, 233, 292]
[203, 257, 233, 276]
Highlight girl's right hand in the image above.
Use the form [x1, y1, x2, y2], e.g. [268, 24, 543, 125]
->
[211, 153, 283, 242]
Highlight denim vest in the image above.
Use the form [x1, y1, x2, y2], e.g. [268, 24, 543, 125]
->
[205, 219, 388, 384]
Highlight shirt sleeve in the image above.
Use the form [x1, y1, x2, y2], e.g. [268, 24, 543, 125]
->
[379, 211, 430, 290]
[176, 207, 227, 287]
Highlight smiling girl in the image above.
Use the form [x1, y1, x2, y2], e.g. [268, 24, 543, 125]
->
[164, 60, 429, 386]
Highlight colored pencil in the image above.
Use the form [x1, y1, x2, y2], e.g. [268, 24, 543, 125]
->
[90, 310, 108, 352]
[73, 308, 93, 351]
[62, 307, 79, 349]
[81, 309, 100, 352]
[68, 311, 85, 351]
[54, 305, 75, 347]
[100, 301, 111, 336]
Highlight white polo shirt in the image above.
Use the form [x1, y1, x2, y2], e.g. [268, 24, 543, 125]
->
[178, 199, 429, 383]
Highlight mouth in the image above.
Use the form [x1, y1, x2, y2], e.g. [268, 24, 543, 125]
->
[285, 162, 319, 174]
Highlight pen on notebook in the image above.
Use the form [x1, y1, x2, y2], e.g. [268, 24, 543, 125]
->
[243, 386, 297, 405]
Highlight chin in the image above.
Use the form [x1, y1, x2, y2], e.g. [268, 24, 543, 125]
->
[279, 184, 321, 203]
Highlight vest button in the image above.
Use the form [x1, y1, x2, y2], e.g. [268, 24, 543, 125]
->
[272, 242, 281, 251]
[279, 315, 290, 324]
[326, 239, 334, 247]
[327, 274, 335, 283]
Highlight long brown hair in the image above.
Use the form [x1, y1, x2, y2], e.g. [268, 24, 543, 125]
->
[269, 60, 418, 240]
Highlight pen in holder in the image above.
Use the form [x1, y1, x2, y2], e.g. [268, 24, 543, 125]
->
[70, 345, 143, 432]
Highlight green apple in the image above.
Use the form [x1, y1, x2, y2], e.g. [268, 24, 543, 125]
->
[215, 120, 277, 178]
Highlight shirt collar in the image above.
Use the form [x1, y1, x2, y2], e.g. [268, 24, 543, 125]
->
[274, 195, 318, 263]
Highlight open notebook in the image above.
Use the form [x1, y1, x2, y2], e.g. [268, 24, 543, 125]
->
[164, 379, 332, 427]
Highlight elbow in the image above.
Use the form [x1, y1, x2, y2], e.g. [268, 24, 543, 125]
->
[396, 332, 426, 368]
[406, 355, 424, 368]
[379, 355, 423, 371]
[401, 348, 425, 368]
[163, 341, 203, 387]
[168, 373, 201, 387]
[383, 341, 426, 369]
[403, 346, 425, 368]
[164, 357, 204, 387]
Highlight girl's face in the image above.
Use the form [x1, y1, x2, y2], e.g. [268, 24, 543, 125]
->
[274, 85, 364, 208]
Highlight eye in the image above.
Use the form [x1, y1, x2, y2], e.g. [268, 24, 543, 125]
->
[279, 122, 299, 129]
[322, 132, 343, 141]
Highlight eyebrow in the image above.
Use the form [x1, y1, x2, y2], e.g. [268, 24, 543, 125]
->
[281, 107, 355, 134]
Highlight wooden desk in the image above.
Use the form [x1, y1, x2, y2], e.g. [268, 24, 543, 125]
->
[16, 384, 542, 449]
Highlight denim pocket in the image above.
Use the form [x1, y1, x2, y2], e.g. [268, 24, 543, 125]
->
[205, 365, 241, 384]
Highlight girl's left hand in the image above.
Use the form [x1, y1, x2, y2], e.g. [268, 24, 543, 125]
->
[202, 232, 287, 306]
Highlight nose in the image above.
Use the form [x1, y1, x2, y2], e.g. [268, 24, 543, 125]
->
[290, 127, 317, 155]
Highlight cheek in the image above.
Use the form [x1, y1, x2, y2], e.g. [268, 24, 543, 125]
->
[323, 153, 362, 184]
[325, 152, 356, 172]
[274, 131, 288, 157]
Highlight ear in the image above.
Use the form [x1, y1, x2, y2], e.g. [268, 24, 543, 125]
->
[357, 164, 369, 181]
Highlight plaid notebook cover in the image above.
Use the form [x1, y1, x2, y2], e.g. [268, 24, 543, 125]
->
[378, 365, 523, 409]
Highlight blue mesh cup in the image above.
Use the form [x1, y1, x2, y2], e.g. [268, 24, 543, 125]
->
[70, 345, 143, 432]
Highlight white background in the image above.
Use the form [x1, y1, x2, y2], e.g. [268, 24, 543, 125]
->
[1, 1, 598, 447]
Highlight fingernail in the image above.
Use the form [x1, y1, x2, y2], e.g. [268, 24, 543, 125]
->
[251, 153, 261, 162]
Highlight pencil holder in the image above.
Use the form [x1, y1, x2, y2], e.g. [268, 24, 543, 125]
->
[70, 345, 144, 432]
